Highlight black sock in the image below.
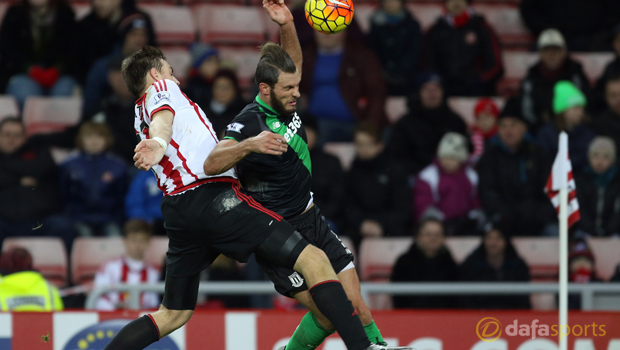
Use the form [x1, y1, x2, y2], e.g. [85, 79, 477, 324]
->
[103, 315, 160, 350]
[309, 280, 371, 350]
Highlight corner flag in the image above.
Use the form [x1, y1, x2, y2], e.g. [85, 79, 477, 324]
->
[544, 131, 580, 227]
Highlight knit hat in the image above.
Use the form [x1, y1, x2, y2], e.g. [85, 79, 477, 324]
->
[0, 247, 33, 274]
[553, 81, 586, 115]
[568, 241, 595, 264]
[538, 28, 566, 50]
[498, 96, 527, 124]
[437, 132, 468, 162]
[415, 71, 442, 91]
[588, 136, 616, 163]
[474, 98, 499, 119]
[118, 13, 148, 43]
[190, 43, 219, 70]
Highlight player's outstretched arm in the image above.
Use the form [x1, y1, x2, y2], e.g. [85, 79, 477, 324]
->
[204, 131, 288, 175]
[263, 0, 302, 70]
[133, 110, 174, 171]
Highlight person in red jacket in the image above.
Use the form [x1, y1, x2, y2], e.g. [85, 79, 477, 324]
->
[422, 0, 503, 97]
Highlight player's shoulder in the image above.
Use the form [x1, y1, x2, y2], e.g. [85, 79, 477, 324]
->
[145, 79, 182, 104]
[226, 102, 261, 130]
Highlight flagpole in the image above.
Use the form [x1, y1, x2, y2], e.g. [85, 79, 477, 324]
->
[559, 187, 569, 350]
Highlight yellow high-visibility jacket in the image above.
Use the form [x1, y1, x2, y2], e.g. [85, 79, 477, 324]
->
[0, 271, 63, 311]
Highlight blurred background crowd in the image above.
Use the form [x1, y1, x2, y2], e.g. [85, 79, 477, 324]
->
[1, 0, 620, 311]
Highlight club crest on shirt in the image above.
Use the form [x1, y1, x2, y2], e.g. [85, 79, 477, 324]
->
[153, 91, 171, 104]
[288, 272, 304, 287]
[227, 122, 245, 133]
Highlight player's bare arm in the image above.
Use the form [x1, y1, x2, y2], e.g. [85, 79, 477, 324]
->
[203, 131, 288, 175]
[264, 0, 302, 70]
[133, 109, 174, 171]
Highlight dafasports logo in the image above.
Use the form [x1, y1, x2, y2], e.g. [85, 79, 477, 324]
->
[477, 318, 607, 342]
[63, 319, 180, 350]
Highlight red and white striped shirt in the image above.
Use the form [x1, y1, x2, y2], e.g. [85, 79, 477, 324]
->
[93, 257, 160, 311]
[134, 79, 236, 196]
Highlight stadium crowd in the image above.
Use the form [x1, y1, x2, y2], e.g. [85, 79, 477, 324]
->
[1, 0, 620, 310]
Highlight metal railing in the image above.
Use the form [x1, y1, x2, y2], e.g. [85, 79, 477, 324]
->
[84, 282, 620, 310]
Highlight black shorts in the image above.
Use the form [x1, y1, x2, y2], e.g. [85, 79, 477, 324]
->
[256, 205, 354, 297]
[160, 179, 308, 310]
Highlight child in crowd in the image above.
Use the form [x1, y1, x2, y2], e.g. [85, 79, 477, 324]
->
[469, 98, 499, 164]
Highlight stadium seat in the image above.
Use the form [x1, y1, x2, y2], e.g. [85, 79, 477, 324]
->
[71, 237, 125, 285]
[512, 237, 559, 281]
[354, 4, 376, 33]
[139, 5, 196, 44]
[71, 3, 91, 21]
[408, 4, 443, 31]
[571, 53, 615, 84]
[261, 10, 281, 42]
[0, 3, 9, 29]
[161, 47, 192, 83]
[447, 96, 505, 125]
[498, 51, 537, 96]
[323, 142, 356, 171]
[444, 237, 480, 264]
[194, 4, 266, 45]
[1, 237, 68, 288]
[385, 96, 408, 124]
[0, 95, 19, 121]
[23, 96, 82, 136]
[587, 237, 620, 281]
[217, 46, 261, 89]
[475, 4, 533, 48]
[359, 237, 412, 281]
[144, 236, 169, 272]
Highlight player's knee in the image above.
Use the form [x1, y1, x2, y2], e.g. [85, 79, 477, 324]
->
[294, 245, 329, 271]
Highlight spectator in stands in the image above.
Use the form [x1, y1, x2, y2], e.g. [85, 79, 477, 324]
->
[460, 223, 531, 309]
[414, 132, 482, 236]
[0, 118, 74, 246]
[422, 0, 503, 97]
[593, 25, 620, 112]
[0, 0, 78, 108]
[387, 72, 468, 175]
[94, 220, 160, 310]
[203, 70, 247, 139]
[303, 116, 345, 233]
[83, 14, 152, 114]
[125, 170, 164, 236]
[0, 247, 63, 311]
[519, 0, 620, 52]
[367, 0, 422, 96]
[60, 122, 128, 237]
[77, 0, 156, 82]
[594, 74, 620, 156]
[391, 218, 459, 309]
[469, 98, 499, 164]
[301, 30, 387, 143]
[184, 44, 220, 110]
[344, 122, 411, 248]
[567, 240, 602, 309]
[477, 97, 555, 236]
[536, 81, 595, 169]
[521, 29, 590, 132]
[574, 137, 620, 237]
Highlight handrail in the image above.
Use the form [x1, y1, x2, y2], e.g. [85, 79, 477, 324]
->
[83, 282, 620, 311]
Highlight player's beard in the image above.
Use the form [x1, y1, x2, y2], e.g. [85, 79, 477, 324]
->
[270, 91, 296, 116]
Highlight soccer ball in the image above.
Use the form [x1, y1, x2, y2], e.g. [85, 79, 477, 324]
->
[305, 0, 355, 34]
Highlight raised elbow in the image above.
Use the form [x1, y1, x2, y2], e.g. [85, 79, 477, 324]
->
[203, 161, 221, 176]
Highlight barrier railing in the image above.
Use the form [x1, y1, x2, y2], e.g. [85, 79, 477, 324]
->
[83, 282, 620, 311]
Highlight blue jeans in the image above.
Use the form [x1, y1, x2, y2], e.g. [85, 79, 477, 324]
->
[6, 74, 77, 109]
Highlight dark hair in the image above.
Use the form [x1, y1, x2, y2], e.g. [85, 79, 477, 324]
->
[121, 46, 166, 98]
[254, 42, 297, 88]
[416, 217, 445, 236]
[0, 117, 24, 132]
[354, 121, 383, 143]
[76, 122, 114, 151]
[124, 219, 153, 236]
[0, 247, 33, 274]
[214, 69, 242, 96]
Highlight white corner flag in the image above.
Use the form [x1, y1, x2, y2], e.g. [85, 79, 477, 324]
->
[544, 132, 580, 226]
[544, 131, 580, 350]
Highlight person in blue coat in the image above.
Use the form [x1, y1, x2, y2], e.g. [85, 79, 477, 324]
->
[60, 122, 128, 236]
[125, 170, 164, 235]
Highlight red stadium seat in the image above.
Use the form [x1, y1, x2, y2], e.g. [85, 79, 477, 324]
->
[23, 96, 82, 136]
[139, 5, 196, 45]
[587, 238, 620, 281]
[512, 237, 559, 281]
[161, 46, 192, 83]
[0, 95, 19, 121]
[194, 4, 267, 45]
[498, 51, 537, 95]
[444, 237, 480, 264]
[385, 97, 408, 124]
[408, 4, 443, 31]
[71, 3, 91, 21]
[359, 237, 412, 281]
[571, 53, 615, 84]
[71, 237, 125, 285]
[2, 237, 68, 288]
[144, 236, 169, 272]
[262, 10, 281, 43]
[323, 142, 356, 171]
[217, 46, 261, 89]
[447, 96, 505, 125]
[475, 4, 533, 48]
[354, 4, 376, 33]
